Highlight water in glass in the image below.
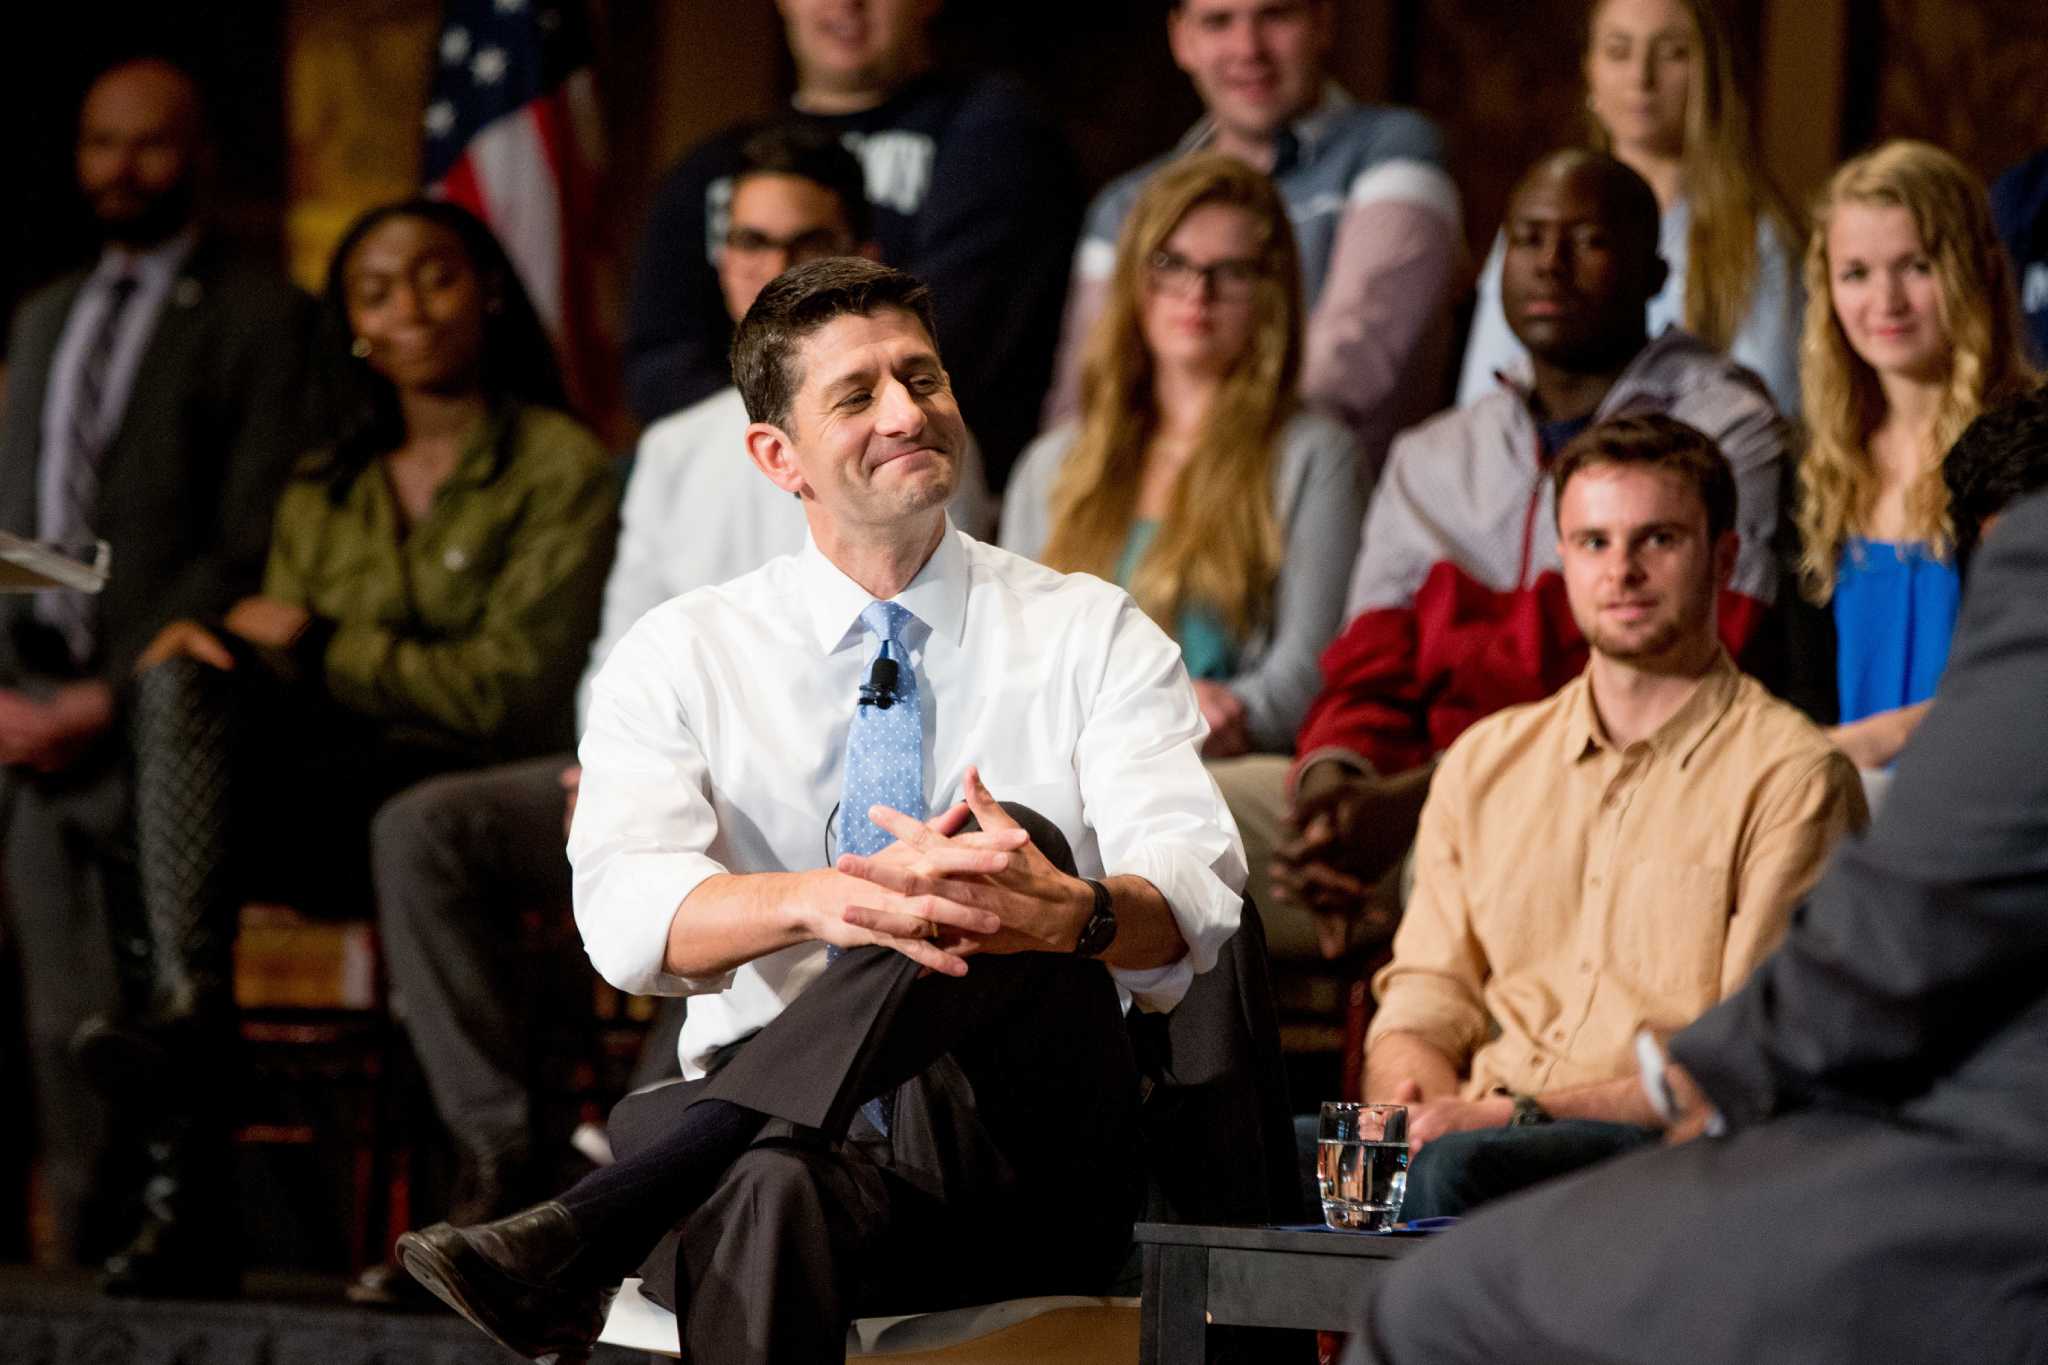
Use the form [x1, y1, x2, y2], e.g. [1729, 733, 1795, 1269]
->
[1317, 1137, 1408, 1231]
[1317, 1101, 1408, 1232]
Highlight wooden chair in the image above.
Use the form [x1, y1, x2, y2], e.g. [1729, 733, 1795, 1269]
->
[232, 903, 393, 1271]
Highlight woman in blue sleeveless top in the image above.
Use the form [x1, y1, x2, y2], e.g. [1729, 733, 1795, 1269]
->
[1792, 142, 2036, 768]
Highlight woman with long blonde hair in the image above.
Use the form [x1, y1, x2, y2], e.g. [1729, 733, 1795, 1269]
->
[1459, 0, 1803, 413]
[1779, 140, 2036, 769]
[1001, 153, 1363, 757]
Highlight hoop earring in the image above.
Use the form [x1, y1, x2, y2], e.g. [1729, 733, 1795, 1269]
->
[350, 336, 372, 359]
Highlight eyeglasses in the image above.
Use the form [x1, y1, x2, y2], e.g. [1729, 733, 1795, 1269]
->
[1145, 248, 1263, 300]
[724, 226, 854, 265]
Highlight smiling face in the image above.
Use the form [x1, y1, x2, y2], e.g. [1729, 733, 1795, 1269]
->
[1501, 160, 1663, 371]
[1557, 462, 1733, 668]
[777, 0, 936, 102]
[1585, 0, 1694, 161]
[1139, 201, 1264, 378]
[745, 307, 964, 534]
[718, 172, 861, 323]
[1167, 0, 1332, 152]
[1825, 201, 1952, 386]
[342, 215, 489, 396]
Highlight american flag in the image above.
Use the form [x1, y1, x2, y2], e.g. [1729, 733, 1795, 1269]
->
[423, 0, 615, 420]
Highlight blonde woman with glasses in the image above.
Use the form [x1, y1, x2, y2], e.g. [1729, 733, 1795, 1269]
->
[1459, 0, 1803, 414]
[1002, 153, 1363, 758]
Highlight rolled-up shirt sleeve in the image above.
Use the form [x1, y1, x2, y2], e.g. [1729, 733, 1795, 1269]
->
[1078, 596, 1247, 1013]
[569, 616, 734, 997]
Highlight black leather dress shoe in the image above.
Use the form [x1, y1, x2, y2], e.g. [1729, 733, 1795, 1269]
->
[396, 1202, 610, 1363]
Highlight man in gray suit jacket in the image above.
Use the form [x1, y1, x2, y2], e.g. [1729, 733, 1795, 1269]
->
[0, 56, 312, 1270]
[1346, 473, 2048, 1363]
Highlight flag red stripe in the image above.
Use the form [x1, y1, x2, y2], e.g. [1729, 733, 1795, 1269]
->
[436, 154, 488, 218]
[525, 88, 608, 415]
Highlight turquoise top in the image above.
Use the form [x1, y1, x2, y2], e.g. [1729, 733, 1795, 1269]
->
[1115, 520, 1237, 680]
[1832, 537, 1960, 725]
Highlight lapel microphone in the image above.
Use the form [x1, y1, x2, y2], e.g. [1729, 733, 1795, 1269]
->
[859, 655, 902, 710]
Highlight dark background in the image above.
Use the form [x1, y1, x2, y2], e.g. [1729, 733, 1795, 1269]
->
[4, 0, 2047, 363]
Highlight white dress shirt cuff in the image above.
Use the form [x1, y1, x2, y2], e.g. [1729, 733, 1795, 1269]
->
[578, 852, 735, 997]
[1107, 842, 1243, 1014]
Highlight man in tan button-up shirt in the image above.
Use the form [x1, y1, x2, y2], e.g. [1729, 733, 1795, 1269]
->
[1366, 414, 1866, 1219]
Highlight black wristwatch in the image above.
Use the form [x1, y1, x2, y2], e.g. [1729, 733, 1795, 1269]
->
[1507, 1092, 1553, 1127]
[1072, 878, 1117, 958]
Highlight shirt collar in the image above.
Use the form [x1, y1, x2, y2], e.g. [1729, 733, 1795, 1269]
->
[1175, 82, 1354, 166]
[94, 226, 199, 291]
[799, 516, 968, 655]
[1565, 647, 1742, 769]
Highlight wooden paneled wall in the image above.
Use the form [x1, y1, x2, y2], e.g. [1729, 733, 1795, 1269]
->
[1865, 0, 2048, 180]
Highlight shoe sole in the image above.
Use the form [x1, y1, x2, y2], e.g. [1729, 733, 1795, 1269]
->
[394, 1231, 591, 1365]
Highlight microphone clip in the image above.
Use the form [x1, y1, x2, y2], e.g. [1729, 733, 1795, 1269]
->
[859, 655, 903, 710]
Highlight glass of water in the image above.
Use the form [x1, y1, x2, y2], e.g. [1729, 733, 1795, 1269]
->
[1317, 1102, 1409, 1231]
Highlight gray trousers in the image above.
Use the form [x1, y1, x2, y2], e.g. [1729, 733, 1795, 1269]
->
[372, 756, 578, 1162]
[1, 762, 127, 1260]
[1346, 1108, 2048, 1364]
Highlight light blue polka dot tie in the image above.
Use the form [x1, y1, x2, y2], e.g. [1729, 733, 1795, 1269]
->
[836, 600, 926, 860]
[831, 600, 925, 1137]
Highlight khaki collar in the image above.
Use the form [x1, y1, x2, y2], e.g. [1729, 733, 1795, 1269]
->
[1565, 647, 1741, 770]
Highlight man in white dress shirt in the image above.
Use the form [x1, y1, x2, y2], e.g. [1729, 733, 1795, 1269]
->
[398, 258, 1245, 1364]
[353, 126, 1002, 1311]
[353, 126, 904, 1306]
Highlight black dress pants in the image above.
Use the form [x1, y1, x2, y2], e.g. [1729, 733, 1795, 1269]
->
[601, 810, 1144, 1365]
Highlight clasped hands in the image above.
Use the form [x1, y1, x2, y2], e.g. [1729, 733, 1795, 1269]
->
[803, 765, 1093, 978]
[136, 595, 311, 674]
[1271, 762, 1433, 958]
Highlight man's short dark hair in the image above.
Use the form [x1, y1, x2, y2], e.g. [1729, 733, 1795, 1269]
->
[736, 122, 873, 243]
[730, 258, 938, 430]
[1552, 413, 1738, 542]
[1944, 382, 2048, 569]
[1514, 148, 1663, 281]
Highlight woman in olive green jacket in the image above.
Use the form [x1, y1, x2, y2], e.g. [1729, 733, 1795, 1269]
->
[81, 199, 617, 1290]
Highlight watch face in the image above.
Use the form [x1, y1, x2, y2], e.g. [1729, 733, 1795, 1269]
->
[1075, 885, 1116, 958]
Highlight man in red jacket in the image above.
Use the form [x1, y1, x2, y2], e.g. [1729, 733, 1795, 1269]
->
[1211, 150, 1788, 958]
